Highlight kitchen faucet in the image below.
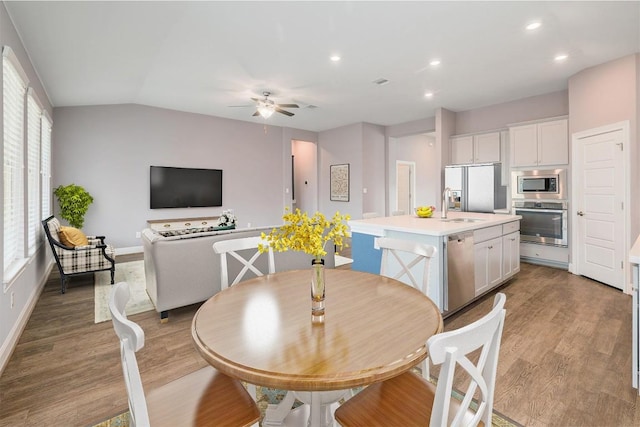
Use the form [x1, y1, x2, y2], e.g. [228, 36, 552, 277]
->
[442, 187, 451, 219]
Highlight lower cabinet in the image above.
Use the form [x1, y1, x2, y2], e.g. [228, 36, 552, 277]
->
[474, 236, 503, 296]
[473, 221, 520, 297]
[503, 231, 520, 279]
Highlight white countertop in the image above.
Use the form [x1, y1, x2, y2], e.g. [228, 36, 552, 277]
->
[630, 236, 640, 265]
[348, 211, 521, 237]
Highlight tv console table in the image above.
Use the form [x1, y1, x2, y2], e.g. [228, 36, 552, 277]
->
[146, 216, 220, 232]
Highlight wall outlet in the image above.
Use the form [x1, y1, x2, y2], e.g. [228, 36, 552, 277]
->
[136, 231, 141, 239]
[10, 292, 14, 309]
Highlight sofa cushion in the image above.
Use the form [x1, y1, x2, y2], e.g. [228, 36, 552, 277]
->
[58, 226, 89, 247]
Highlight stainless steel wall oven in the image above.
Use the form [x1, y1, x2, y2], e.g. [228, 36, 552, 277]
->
[512, 200, 568, 247]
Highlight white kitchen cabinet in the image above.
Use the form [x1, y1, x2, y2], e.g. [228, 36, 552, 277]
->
[510, 118, 568, 167]
[502, 231, 520, 279]
[450, 132, 501, 165]
[474, 236, 503, 296]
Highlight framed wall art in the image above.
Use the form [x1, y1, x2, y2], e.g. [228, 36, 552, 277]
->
[330, 163, 350, 202]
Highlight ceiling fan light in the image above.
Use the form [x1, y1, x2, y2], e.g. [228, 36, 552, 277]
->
[258, 104, 275, 118]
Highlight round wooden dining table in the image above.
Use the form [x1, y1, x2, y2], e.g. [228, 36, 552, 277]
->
[192, 268, 443, 426]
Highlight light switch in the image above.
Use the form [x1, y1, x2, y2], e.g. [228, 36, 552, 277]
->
[363, 188, 368, 194]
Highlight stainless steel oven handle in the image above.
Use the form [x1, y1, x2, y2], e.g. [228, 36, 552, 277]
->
[514, 208, 566, 214]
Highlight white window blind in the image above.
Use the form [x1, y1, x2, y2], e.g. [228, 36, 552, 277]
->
[27, 89, 42, 254]
[41, 113, 52, 220]
[3, 46, 29, 278]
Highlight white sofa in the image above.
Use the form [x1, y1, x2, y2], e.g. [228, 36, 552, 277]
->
[142, 226, 335, 321]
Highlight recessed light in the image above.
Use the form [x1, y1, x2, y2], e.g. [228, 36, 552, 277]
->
[424, 92, 434, 98]
[554, 54, 568, 62]
[429, 59, 441, 66]
[526, 22, 542, 31]
[330, 55, 341, 62]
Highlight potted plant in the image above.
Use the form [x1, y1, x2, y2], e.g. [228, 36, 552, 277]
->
[53, 184, 94, 229]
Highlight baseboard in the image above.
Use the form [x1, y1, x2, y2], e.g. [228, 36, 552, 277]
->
[115, 246, 143, 255]
[0, 262, 53, 376]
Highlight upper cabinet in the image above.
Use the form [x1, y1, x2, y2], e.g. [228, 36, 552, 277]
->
[510, 118, 568, 167]
[450, 131, 501, 165]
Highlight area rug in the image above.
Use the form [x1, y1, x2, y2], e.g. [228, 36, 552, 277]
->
[94, 260, 155, 323]
[335, 254, 353, 267]
[91, 384, 521, 427]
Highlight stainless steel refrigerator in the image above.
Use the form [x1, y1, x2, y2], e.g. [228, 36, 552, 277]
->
[444, 163, 507, 213]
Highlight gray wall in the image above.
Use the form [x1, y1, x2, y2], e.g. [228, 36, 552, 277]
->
[568, 53, 639, 251]
[0, 2, 54, 373]
[52, 104, 309, 249]
[318, 123, 363, 219]
[388, 134, 439, 212]
[362, 123, 386, 215]
[454, 90, 569, 135]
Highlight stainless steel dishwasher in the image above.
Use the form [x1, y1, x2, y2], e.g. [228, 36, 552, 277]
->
[444, 231, 475, 316]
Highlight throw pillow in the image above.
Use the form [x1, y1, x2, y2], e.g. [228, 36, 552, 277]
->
[59, 226, 89, 247]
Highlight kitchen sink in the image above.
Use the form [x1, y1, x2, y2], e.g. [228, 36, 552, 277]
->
[440, 218, 485, 223]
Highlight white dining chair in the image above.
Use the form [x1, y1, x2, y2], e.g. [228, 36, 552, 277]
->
[375, 237, 437, 295]
[109, 282, 260, 427]
[335, 292, 507, 427]
[212, 235, 275, 290]
[375, 236, 437, 380]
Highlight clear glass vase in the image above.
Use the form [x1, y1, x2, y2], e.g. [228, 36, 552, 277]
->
[311, 258, 325, 321]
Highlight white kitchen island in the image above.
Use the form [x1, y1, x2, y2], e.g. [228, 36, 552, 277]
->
[349, 211, 521, 316]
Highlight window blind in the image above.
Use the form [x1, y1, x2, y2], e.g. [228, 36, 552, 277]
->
[41, 113, 52, 221]
[3, 47, 28, 276]
[27, 89, 42, 254]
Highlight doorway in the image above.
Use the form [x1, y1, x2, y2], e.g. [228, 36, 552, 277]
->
[291, 140, 318, 214]
[396, 161, 415, 214]
[571, 122, 629, 292]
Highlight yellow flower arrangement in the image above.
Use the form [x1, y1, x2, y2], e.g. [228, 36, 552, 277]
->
[259, 208, 351, 260]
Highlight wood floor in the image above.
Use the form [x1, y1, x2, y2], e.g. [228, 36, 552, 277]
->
[0, 256, 639, 426]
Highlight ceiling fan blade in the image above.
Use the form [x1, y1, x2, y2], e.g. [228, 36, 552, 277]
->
[228, 104, 253, 107]
[250, 97, 260, 102]
[252, 111, 260, 117]
[275, 107, 294, 117]
[276, 104, 299, 108]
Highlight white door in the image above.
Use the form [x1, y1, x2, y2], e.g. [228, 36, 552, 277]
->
[574, 128, 625, 289]
[396, 162, 414, 214]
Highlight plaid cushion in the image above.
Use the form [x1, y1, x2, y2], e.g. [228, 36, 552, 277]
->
[56, 243, 115, 274]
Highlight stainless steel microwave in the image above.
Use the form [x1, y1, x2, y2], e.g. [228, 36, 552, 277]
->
[511, 169, 566, 200]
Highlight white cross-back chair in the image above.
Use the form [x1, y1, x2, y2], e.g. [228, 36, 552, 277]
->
[375, 237, 437, 295]
[375, 236, 437, 380]
[335, 292, 507, 427]
[109, 282, 260, 427]
[212, 236, 275, 290]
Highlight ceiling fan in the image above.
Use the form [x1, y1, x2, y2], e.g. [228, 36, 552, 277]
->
[236, 91, 299, 119]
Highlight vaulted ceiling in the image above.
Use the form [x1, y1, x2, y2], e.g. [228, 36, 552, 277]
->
[5, 1, 639, 132]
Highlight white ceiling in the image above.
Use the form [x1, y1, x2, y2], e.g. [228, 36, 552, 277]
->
[5, 1, 639, 132]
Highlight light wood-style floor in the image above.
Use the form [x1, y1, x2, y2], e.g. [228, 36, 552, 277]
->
[0, 255, 639, 426]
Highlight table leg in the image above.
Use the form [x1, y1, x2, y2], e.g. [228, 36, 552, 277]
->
[294, 390, 350, 427]
[263, 391, 297, 426]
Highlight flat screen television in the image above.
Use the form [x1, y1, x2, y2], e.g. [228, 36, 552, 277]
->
[150, 166, 222, 209]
